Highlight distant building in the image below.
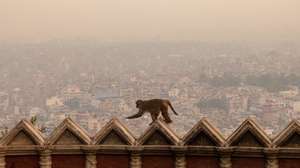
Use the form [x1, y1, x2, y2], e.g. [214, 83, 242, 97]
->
[279, 86, 298, 98]
[63, 85, 81, 94]
[94, 88, 120, 100]
[46, 96, 64, 107]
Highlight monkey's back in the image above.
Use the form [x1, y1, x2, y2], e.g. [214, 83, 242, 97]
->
[143, 99, 168, 109]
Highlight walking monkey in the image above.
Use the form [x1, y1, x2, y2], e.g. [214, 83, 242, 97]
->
[126, 99, 178, 124]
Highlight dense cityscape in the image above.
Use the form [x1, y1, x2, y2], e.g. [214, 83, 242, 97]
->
[0, 41, 300, 137]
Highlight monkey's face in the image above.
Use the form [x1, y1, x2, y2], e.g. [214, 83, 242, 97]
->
[136, 100, 143, 108]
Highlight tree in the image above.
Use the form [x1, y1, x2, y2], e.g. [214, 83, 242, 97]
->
[30, 115, 47, 133]
[30, 115, 37, 126]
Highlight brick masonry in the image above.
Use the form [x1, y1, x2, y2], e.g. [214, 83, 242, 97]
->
[0, 117, 300, 168]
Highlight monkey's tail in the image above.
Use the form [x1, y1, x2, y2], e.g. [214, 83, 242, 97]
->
[167, 101, 178, 115]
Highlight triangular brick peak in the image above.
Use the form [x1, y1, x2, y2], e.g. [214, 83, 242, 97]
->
[143, 129, 173, 145]
[185, 131, 218, 146]
[226, 118, 271, 147]
[273, 120, 300, 147]
[231, 130, 265, 147]
[0, 120, 44, 146]
[8, 130, 36, 146]
[183, 118, 225, 146]
[54, 129, 85, 145]
[138, 120, 179, 145]
[280, 131, 300, 147]
[47, 118, 91, 145]
[93, 118, 135, 145]
[98, 130, 129, 145]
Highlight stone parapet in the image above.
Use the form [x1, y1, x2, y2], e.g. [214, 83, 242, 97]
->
[0, 118, 299, 167]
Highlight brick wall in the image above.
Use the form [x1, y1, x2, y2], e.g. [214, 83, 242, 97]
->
[0, 117, 300, 168]
[5, 155, 39, 168]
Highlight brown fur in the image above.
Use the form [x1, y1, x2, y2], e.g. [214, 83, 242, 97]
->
[126, 99, 178, 124]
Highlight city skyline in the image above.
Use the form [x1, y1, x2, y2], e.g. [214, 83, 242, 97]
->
[0, 41, 299, 137]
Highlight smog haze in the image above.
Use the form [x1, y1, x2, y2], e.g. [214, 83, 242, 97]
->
[1, 0, 300, 43]
[1, 0, 300, 136]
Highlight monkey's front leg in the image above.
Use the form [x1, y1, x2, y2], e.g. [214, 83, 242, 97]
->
[149, 113, 158, 125]
[126, 110, 144, 119]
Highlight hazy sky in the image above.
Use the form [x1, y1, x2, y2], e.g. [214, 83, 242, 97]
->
[1, 0, 299, 42]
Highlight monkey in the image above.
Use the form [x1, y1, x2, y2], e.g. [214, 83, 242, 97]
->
[126, 99, 178, 124]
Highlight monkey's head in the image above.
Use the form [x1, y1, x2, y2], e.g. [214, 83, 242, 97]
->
[136, 100, 143, 108]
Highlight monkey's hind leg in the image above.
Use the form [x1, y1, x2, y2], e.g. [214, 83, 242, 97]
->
[161, 109, 172, 124]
